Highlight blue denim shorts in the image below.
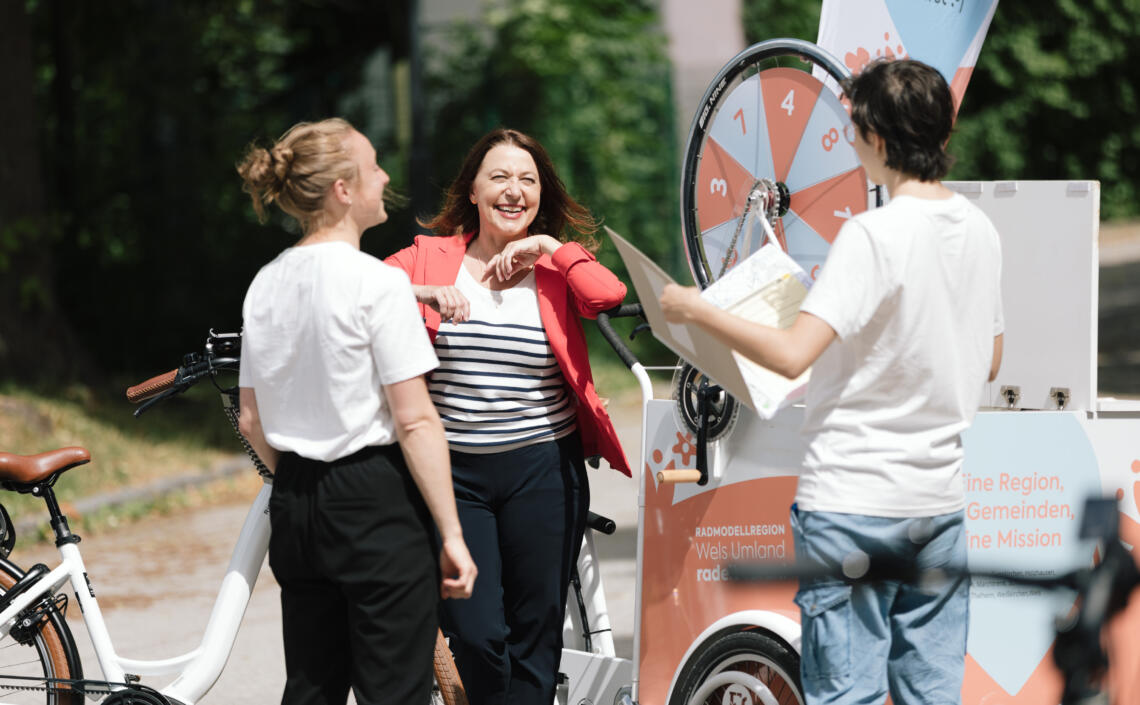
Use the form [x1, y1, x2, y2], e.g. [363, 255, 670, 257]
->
[791, 507, 970, 705]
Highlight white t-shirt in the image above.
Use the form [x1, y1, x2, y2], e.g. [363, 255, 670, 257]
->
[238, 241, 438, 462]
[797, 193, 1004, 518]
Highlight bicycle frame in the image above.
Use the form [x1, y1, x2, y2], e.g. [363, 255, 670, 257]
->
[555, 357, 653, 705]
[0, 479, 272, 705]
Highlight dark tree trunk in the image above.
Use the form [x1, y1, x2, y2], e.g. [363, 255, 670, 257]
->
[0, 1, 88, 383]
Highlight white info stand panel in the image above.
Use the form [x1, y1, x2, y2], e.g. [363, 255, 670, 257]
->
[945, 180, 1100, 411]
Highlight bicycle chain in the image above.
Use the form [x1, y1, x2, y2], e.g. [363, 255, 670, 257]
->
[715, 177, 787, 281]
[717, 184, 762, 280]
[220, 390, 273, 478]
[0, 675, 170, 703]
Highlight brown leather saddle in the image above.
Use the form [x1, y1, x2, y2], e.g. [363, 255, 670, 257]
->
[0, 447, 91, 488]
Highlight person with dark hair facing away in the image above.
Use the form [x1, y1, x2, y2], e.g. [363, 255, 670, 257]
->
[386, 127, 629, 704]
[235, 117, 476, 705]
[660, 59, 1004, 705]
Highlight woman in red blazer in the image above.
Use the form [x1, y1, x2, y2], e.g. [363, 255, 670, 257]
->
[386, 128, 628, 705]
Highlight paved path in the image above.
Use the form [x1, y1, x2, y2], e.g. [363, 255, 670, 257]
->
[1099, 224, 1140, 396]
[12, 393, 647, 702]
[1100, 221, 1140, 267]
[16, 496, 286, 703]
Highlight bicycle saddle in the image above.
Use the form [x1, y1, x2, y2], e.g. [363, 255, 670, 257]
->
[0, 447, 91, 485]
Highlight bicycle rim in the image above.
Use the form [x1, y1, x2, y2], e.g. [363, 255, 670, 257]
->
[681, 38, 874, 289]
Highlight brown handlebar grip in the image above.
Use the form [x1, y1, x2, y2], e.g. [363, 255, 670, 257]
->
[656, 469, 703, 484]
[126, 369, 178, 403]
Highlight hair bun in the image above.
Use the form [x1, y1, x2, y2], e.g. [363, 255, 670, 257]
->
[237, 147, 272, 186]
[270, 145, 295, 181]
[236, 117, 355, 227]
[237, 144, 284, 222]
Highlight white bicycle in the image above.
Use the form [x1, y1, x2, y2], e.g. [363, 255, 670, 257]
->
[0, 330, 629, 705]
[0, 330, 477, 705]
[0, 331, 286, 705]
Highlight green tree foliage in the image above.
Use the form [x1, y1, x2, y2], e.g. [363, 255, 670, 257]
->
[422, 0, 680, 276]
[741, 1, 1140, 219]
[949, 1, 1140, 218]
[11, 1, 410, 381]
[741, 0, 821, 45]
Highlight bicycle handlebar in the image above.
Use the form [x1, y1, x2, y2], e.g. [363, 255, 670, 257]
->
[125, 330, 242, 416]
[595, 304, 645, 370]
[126, 369, 179, 403]
[724, 555, 1085, 591]
[724, 499, 1140, 705]
[585, 511, 616, 536]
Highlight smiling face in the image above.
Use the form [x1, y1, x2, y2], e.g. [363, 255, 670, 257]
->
[469, 143, 541, 242]
[344, 130, 390, 228]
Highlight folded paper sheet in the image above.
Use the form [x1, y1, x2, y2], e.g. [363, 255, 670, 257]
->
[607, 226, 811, 418]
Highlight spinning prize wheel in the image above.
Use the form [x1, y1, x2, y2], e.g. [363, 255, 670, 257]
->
[671, 39, 878, 478]
[681, 38, 878, 289]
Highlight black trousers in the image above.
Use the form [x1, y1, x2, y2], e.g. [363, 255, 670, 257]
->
[440, 433, 589, 705]
[268, 444, 438, 705]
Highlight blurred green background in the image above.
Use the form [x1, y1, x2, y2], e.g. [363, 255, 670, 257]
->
[2, 0, 1138, 395]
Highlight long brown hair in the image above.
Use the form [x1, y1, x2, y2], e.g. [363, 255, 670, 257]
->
[421, 128, 598, 250]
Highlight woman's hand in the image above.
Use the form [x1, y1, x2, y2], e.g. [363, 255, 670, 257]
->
[414, 285, 470, 323]
[439, 535, 477, 600]
[659, 283, 707, 324]
[485, 234, 561, 282]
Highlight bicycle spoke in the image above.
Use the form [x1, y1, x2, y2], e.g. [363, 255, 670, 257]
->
[682, 40, 864, 289]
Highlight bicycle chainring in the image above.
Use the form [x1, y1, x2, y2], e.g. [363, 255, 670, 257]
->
[102, 685, 171, 705]
[671, 362, 740, 442]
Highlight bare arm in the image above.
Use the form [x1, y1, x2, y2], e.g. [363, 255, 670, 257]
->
[989, 334, 1004, 382]
[412, 285, 471, 323]
[238, 387, 280, 472]
[660, 284, 836, 379]
[385, 375, 476, 599]
[488, 237, 627, 317]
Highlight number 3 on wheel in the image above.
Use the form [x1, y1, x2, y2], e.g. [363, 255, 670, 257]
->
[682, 38, 878, 289]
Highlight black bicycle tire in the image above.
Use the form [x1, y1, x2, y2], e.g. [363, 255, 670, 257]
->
[0, 556, 84, 705]
[668, 628, 803, 705]
[680, 38, 853, 289]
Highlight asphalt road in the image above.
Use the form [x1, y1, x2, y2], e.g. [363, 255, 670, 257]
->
[1099, 257, 1140, 396]
[15, 495, 288, 703]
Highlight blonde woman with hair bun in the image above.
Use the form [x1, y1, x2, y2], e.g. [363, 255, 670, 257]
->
[235, 118, 476, 705]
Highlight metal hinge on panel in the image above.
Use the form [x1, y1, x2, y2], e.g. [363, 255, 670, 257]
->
[949, 182, 983, 196]
[1050, 387, 1070, 410]
[1000, 385, 1020, 409]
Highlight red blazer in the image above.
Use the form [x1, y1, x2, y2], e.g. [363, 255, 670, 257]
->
[385, 232, 631, 476]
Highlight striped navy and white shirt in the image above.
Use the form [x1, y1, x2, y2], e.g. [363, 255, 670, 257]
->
[428, 264, 576, 453]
